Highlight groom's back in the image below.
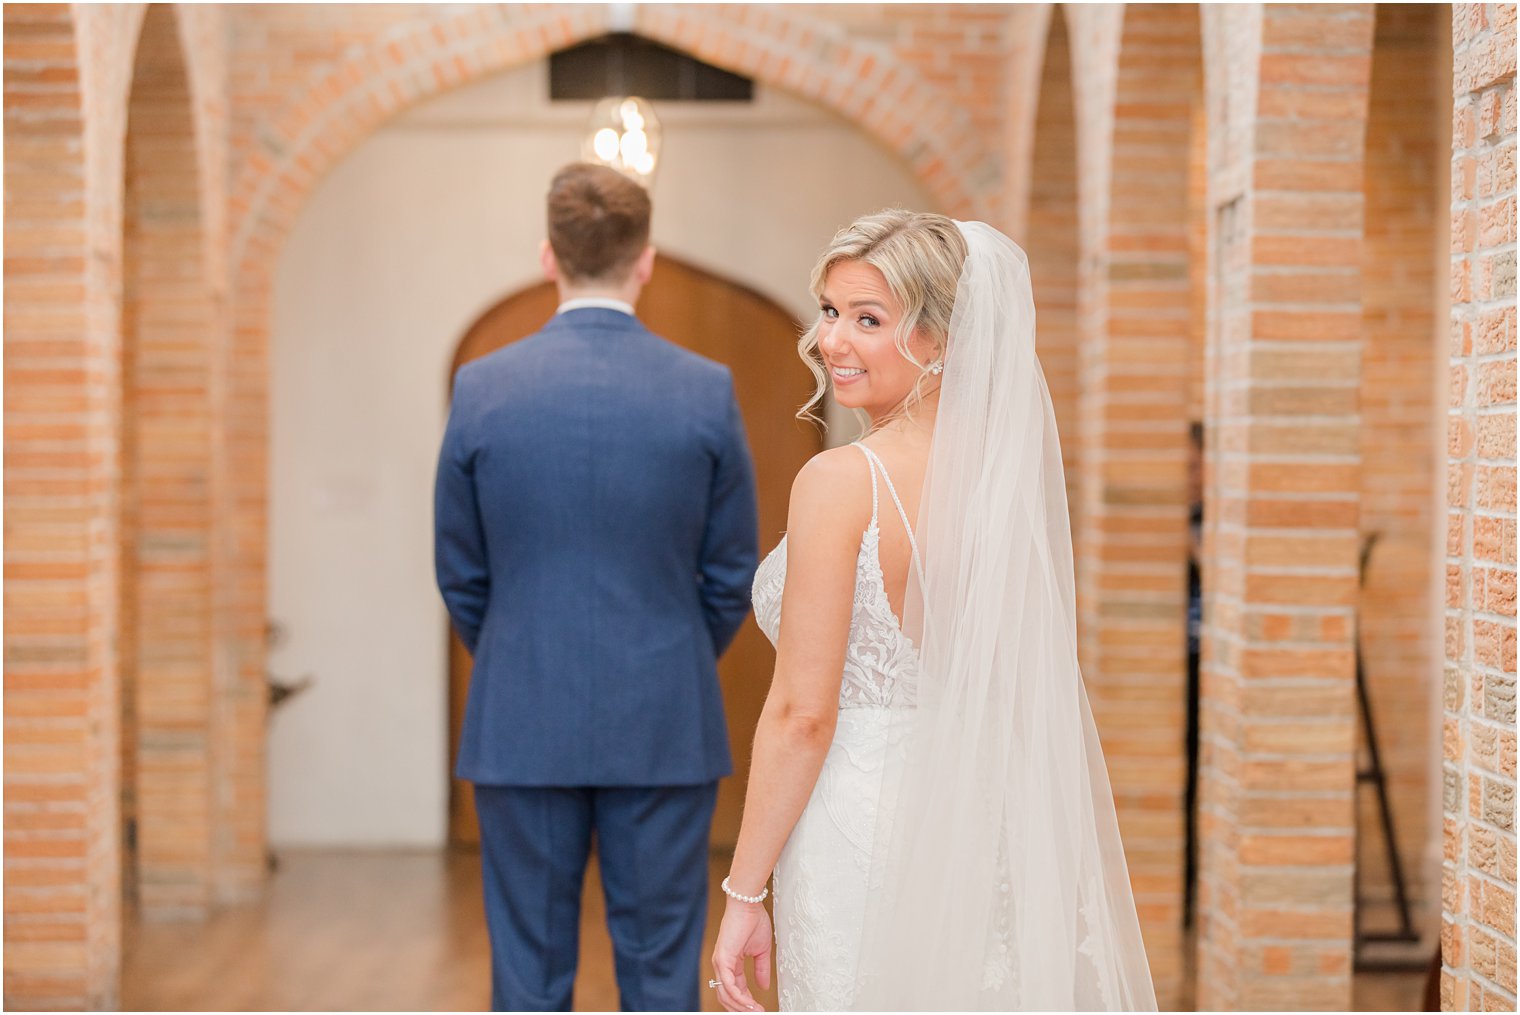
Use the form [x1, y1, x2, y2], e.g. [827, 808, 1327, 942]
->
[438, 162, 756, 1012]
[460, 311, 730, 604]
[436, 306, 758, 786]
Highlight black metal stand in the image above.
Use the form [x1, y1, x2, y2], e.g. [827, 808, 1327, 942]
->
[1352, 532, 1423, 968]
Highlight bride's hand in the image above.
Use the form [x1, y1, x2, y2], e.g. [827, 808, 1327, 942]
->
[711, 897, 772, 1012]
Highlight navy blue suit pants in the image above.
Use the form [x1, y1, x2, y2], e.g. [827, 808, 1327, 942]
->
[473, 782, 719, 1012]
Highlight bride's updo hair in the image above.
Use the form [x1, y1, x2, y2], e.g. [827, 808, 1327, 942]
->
[797, 209, 968, 425]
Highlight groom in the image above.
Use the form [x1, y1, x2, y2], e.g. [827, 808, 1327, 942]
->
[434, 162, 760, 1011]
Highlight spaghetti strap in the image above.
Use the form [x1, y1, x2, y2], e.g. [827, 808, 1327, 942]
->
[852, 442, 926, 589]
[850, 442, 880, 528]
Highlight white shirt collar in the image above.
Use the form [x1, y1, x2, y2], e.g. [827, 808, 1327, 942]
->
[556, 296, 636, 317]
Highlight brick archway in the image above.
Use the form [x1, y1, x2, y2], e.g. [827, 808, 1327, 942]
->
[229, 4, 994, 271]
[221, 7, 1002, 855]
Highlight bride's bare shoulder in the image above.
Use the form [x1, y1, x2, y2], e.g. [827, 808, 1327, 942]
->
[855, 430, 929, 474]
[792, 444, 871, 500]
[786, 444, 872, 541]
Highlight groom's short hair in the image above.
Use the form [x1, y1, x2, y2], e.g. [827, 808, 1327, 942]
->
[546, 162, 652, 284]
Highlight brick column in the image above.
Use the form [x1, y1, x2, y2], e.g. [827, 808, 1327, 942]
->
[3, 5, 121, 1008]
[121, 3, 218, 919]
[1074, 6, 1204, 1005]
[1441, 4, 1517, 1010]
[1197, 5, 1376, 1009]
[1024, 7, 1083, 558]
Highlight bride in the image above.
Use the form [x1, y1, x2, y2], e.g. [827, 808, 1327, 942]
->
[709, 211, 1157, 1011]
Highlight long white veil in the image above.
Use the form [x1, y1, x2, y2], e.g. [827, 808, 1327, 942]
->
[852, 221, 1157, 1010]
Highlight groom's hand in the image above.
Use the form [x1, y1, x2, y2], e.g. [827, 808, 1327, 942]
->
[711, 897, 771, 1012]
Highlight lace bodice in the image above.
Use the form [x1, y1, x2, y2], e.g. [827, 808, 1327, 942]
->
[750, 443, 921, 709]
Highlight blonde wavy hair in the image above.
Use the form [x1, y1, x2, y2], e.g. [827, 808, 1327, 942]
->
[797, 209, 969, 428]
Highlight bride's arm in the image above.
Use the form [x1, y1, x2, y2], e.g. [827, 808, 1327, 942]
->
[712, 447, 868, 1012]
[731, 448, 864, 888]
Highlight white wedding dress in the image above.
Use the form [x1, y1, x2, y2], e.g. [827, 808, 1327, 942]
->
[750, 442, 922, 1012]
[742, 221, 1156, 1011]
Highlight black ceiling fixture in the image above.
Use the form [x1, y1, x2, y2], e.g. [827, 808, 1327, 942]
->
[549, 33, 754, 102]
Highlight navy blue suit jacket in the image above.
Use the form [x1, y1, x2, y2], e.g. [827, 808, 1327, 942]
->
[434, 307, 760, 786]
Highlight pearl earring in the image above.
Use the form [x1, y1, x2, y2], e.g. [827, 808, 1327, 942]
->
[928, 359, 944, 376]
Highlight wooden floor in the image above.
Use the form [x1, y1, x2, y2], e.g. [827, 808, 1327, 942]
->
[122, 849, 1427, 1012]
[122, 849, 774, 1012]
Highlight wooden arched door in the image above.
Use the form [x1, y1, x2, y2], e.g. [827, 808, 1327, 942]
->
[446, 254, 819, 847]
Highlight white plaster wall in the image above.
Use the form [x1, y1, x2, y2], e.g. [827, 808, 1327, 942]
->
[268, 59, 934, 846]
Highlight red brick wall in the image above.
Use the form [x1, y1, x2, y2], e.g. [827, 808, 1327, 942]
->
[796, 2, 1012, 221]
[1442, 4, 1517, 1011]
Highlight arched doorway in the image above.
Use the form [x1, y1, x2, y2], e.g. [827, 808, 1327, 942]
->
[445, 252, 820, 847]
[261, 54, 932, 852]
[233, 8, 984, 860]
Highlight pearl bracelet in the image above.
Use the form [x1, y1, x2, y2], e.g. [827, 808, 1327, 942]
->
[721, 875, 768, 904]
